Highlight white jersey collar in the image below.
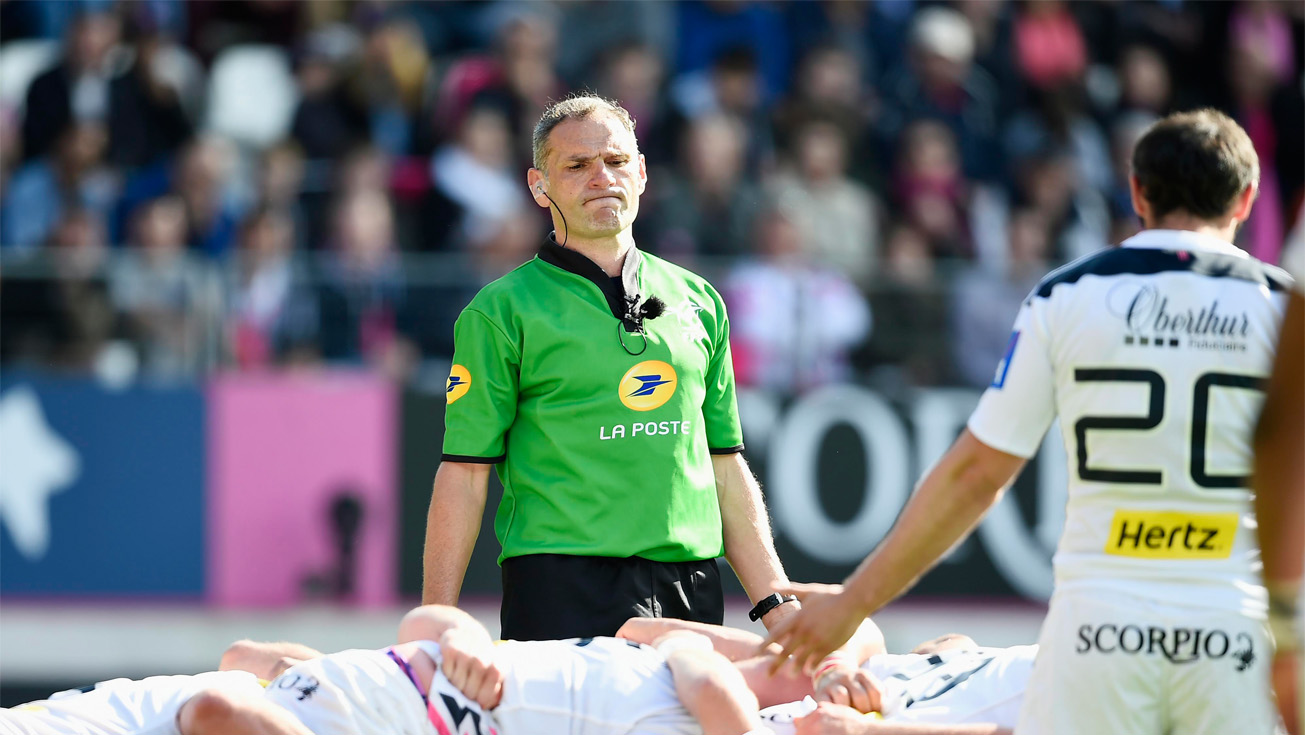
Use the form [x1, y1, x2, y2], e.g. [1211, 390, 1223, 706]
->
[1121, 229, 1248, 258]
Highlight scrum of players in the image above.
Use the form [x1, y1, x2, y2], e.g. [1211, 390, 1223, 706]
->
[0, 602, 1030, 735]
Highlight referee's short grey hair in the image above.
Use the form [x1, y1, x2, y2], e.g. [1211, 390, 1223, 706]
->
[532, 94, 637, 171]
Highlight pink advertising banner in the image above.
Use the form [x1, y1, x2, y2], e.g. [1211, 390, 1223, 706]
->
[208, 373, 398, 608]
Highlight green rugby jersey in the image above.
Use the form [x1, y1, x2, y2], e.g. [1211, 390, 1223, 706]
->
[442, 238, 744, 563]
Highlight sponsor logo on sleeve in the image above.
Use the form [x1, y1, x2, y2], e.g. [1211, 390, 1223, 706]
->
[446, 365, 472, 404]
[991, 331, 1020, 388]
[1104, 509, 1238, 559]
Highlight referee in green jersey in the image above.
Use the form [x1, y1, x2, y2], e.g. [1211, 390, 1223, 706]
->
[422, 94, 799, 640]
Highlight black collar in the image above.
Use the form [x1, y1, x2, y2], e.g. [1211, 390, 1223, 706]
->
[537, 234, 649, 331]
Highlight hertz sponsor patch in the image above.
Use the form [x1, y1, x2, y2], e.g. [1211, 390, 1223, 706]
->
[446, 364, 472, 404]
[1105, 510, 1238, 559]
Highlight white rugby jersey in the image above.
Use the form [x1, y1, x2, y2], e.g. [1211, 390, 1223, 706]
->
[759, 645, 1036, 734]
[968, 229, 1293, 614]
[1, 670, 264, 735]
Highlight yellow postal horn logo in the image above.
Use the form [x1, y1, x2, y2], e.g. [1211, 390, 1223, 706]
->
[619, 360, 677, 411]
[446, 365, 472, 404]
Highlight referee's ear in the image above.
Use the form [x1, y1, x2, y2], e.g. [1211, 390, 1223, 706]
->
[527, 169, 550, 209]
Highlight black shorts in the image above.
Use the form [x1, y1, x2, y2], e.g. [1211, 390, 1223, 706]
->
[499, 554, 724, 641]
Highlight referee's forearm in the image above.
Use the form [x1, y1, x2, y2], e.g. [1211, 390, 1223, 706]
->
[714, 453, 790, 602]
[422, 462, 490, 605]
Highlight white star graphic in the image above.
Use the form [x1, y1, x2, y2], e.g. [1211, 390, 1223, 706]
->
[667, 299, 708, 341]
[0, 385, 80, 560]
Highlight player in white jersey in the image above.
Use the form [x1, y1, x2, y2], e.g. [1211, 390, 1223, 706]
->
[618, 619, 1032, 734]
[0, 670, 310, 735]
[259, 603, 766, 735]
[1253, 220, 1305, 734]
[764, 108, 1290, 735]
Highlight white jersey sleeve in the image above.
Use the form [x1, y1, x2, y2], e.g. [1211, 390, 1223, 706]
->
[967, 295, 1058, 458]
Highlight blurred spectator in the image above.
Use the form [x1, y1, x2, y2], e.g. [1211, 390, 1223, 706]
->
[352, 16, 433, 157]
[725, 208, 871, 394]
[429, 102, 524, 249]
[2, 121, 118, 252]
[557, 1, 674, 89]
[475, 7, 566, 169]
[1226, 2, 1296, 265]
[1114, 44, 1171, 117]
[1105, 111, 1158, 221]
[174, 136, 244, 257]
[21, 7, 193, 170]
[1003, 84, 1111, 197]
[255, 141, 309, 249]
[857, 223, 952, 388]
[772, 44, 874, 181]
[0, 207, 122, 372]
[108, 13, 198, 168]
[317, 190, 416, 379]
[878, 6, 1001, 182]
[954, 0, 1020, 119]
[1012, 0, 1086, 92]
[892, 118, 970, 260]
[226, 206, 317, 369]
[110, 195, 221, 379]
[649, 113, 761, 258]
[21, 8, 125, 162]
[671, 46, 775, 175]
[1010, 143, 1109, 262]
[675, 1, 790, 103]
[769, 118, 880, 283]
[951, 207, 1049, 388]
[289, 25, 370, 161]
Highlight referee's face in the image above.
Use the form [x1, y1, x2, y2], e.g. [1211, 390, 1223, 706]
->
[539, 113, 647, 242]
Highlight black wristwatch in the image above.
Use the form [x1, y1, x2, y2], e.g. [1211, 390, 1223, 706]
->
[749, 592, 798, 622]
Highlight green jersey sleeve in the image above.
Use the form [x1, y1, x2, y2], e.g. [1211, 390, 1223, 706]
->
[703, 302, 744, 453]
[442, 308, 520, 462]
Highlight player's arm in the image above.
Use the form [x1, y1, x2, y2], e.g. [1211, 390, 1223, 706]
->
[767, 296, 1055, 673]
[794, 703, 1010, 735]
[178, 688, 316, 735]
[1253, 289, 1305, 735]
[617, 617, 768, 660]
[219, 641, 326, 681]
[422, 460, 492, 605]
[714, 451, 798, 629]
[660, 636, 762, 735]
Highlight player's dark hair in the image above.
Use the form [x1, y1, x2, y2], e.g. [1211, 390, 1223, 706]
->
[1131, 108, 1259, 221]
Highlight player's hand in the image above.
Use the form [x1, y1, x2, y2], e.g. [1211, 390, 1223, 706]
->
[794, 702, 884, 735]
[814, 666, 883, 714]
[438, 628, 503, 710]
[761, 582, 869, 676]
[1272, 650, 1300, 735]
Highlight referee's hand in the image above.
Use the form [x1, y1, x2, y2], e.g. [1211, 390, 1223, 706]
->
[438, 628, 504, 710]
[761, 582, 868, 677]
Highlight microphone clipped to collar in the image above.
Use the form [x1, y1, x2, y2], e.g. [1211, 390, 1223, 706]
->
[617, 294, 666, 356]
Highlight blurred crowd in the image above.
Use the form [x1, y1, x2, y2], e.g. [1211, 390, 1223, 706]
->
[1, 0, 1302, 392]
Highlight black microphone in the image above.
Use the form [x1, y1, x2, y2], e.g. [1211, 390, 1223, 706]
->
[639, 296, 665, 321]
